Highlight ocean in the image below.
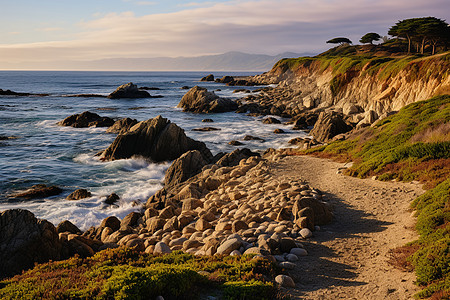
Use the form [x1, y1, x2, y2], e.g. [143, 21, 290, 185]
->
[0, 71, 305, 230]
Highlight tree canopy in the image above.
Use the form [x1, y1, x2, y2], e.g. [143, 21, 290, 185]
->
[326, 37, 352, 45]
[389, 17, 450, 54]
[360, 33, 381, 44]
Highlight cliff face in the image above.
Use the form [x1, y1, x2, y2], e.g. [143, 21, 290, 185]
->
[251, 52, 450, 116]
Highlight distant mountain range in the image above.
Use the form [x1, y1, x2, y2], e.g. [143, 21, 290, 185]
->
[84, 51, 314, 71]
[1, 51, 314, 71]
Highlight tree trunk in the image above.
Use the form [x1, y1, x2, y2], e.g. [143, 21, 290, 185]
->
[421, 37, 426, 54]
[407, 35, 411, 53]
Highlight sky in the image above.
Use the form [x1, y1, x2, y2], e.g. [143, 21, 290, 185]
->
[1, 0, 449, 70]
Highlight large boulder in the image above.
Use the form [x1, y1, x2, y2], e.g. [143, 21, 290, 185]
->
[177, 86, 238, 113]
[309, 111, 353, 142]
[107, 82, 151, 99]
[58, 111, 115, 128]
[164, 150, 209, 188]
[0, 209, 62, 278]
[100, 115, 212, 162]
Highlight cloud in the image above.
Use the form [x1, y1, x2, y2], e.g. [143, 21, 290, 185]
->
[0, 0, 449, 68]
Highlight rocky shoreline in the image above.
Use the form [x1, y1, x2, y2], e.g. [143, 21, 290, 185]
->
[0, 77, 337, 289]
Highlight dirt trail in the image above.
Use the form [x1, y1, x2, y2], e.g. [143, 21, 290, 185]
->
[270, 155, 425, 300]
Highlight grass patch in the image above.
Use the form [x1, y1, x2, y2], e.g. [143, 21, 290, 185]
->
[0, 248, 279, 300]
[302, 95, 450, 298]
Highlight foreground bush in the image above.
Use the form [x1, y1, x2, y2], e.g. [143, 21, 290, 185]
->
[304, 95, 450, 298]
[0, 248, 278, 300]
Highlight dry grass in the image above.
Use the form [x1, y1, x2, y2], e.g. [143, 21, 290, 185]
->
[388, 244, 420, 272]
[411, 123, 450, 143]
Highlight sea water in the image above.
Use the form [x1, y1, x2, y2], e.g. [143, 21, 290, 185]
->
[0, 71, 306, 229]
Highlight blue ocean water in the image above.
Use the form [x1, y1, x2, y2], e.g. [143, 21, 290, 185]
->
[0, 71, 305, 229]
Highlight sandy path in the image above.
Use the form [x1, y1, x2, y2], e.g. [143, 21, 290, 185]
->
[270, 155, 425, 300]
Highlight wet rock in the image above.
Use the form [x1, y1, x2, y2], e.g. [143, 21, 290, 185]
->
[0, 89, 49, 97]
[106, 118, 138, 134]
[262, 117, 281, 124]
[100, 115, 212, 162]
[107, 82, 151, 99]
[229, 140, 244, 146]
[243, 135, 265, 142]
[177, 86, 238, 113]
[202, 119, 214, 123]
[58, 111, 115, 128]
[11, 184, 62, 200]
[105, 193, 120, 205]
[191, 127, 220, 132]
[273, 129, 285, 134]
[0, 209, 62, 278]
[66, 189, 91, 200]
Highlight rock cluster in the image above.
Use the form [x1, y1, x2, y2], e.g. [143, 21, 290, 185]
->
[73, 152, 332, 264]
[57, 111, 115, 128]
[100, 115, 212, 162]
[177, 86, 238, 113]
[107, 82, 151, 99]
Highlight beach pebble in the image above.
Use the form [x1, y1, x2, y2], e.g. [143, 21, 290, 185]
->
[290, 248, 308, 256]
[299, 228, 313, 238]
[275, 275, 296, 288]
[286, 253, 299, 262]
[279, 261, 296, 270]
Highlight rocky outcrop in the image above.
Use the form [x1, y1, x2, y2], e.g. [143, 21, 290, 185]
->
[58, 111, 115, 128]
[200, 74, 215, 81]
[309, 111, 353, 142]
[107, 82, 151, 99]
[0, 209, 62, 278]
[164, 150, 210, 188]
[11, 184, 62, 199]
[0, 89, 49, 97]
[100, 115, 212, 162]
[106, 118, 138, 134]
[177, 86, 238, 113]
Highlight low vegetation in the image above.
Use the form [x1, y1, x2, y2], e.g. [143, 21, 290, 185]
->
[0, 248, 279, 300]
[302, 95, 450, 298]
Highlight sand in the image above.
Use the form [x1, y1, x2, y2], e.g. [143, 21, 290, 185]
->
[270, 155, 425, 299]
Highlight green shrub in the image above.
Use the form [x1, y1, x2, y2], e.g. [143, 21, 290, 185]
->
[0, 248, 278, 300]
[223, 280, 276, 300]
